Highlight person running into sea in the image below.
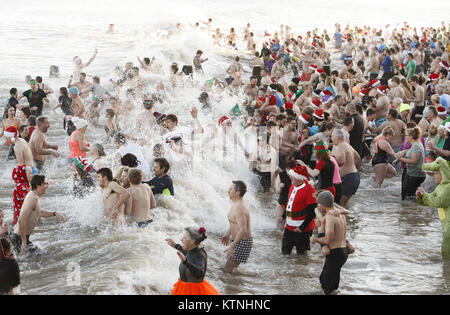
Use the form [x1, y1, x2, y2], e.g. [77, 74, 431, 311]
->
[11, 175, 66, 256]
[281, 165, 317, 255]
[96, 168, 130, 225]
[221, 181, 253, 273]
[166, 227, 219, 295]
[125, 168, 156, 228]
[144, 158, 174, 196]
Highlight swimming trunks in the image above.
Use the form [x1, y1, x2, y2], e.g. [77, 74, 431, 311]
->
[341, 172, 360, 197]
[137, 219, 153, 229]
[231, 238, 253, 264]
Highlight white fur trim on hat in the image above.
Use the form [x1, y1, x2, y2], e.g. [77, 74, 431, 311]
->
[288, 169, 306, 181]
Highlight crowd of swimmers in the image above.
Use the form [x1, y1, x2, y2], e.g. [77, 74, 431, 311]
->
[1, 19, 450, 295]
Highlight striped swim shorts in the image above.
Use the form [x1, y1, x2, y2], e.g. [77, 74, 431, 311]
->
[232, 238, 253, 264]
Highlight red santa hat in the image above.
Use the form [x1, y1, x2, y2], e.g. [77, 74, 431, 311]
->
[263, 42, 270, 48]
[440, 61, 449, 70]
[4, 126, 18, 140]
[311, 42, 317, 50]
[321, 89, 333, 98]
[270, 54, 277, 61]
[218, 116, 231, 126]
[377, 85, 387, 96]
[311, 99, 322, 110]
[369, 79, 381, 88]
[299, 113, 310, 124]
[313, 108, 325, 120]
[288, 165, 309, 181]
[297, 35, 303, 40]
[268, 114, 276, 121]
[309, 64, 318, 72]
[359, 88, 371, 97]
[270, 77, 277, 83]
[284, 102, 293, 110]
[286, 48, 292, 54]
[428, 73, 439, 81]
[316, 68, 325, 74]
[437, 105, 446, 116]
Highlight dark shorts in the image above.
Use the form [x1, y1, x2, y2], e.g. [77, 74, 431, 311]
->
[320, 247, 348, 295]
[137, 219, 153, 229]
[402, 173, 425, 200]
[334, 183, 342, 204]
[341, 172, 360, 197]
[318, 233, 326, 248]
[34, 160, 44, 173]
[282, 228, 312, 255]
[232, 238, 253, 264]
[10, 233, 37, 254]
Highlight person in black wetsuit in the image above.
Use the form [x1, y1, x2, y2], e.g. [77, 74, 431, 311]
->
[0, 238, 20, 295]
[166, 226, 219, 295]
[346, 103, 365, 157]
[144, 158, 174, 196]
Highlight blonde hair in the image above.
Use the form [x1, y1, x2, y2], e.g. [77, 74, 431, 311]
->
[114, 166, 129, 184]
[382, 126, 395, 136]
[428, 124, 438, 136]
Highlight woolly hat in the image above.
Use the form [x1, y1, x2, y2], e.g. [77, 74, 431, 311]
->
[143, 99, 154, 110]
[73, 156, 92, 172]
[314, 140, 328, 153]
[400, 103, 411, 113]
[313, 108, 325, 120]
[69, 86, 79, 96]
[288, 165, 309, 181]
[4, 126, 18, 141]
[153, 112, 166, 125]
[299, 113, 310, 125]
[71, 117, 88, 129]
[317, 190, 334, 208]
[218, 115, 231, 126]
[377, 85, 387, 96]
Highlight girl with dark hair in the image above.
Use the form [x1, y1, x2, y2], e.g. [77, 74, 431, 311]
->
[0, 238, 20, 295]
[166, 227, 219, 295]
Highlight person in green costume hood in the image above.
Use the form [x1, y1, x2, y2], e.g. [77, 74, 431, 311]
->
[416, 157, 450, 260]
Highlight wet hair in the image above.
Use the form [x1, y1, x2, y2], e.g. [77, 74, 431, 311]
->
[121, 153, 139, 168]
[407, 126, 421, 140]
[0, 238, 12, 261]
[185, 227, 207, 245]
[366, 108, 376, 116]
[36, 76, 43, 83]
[144, 57, 150, 65]
[60, 87, 68, 96]
[154, 157, 170, 174]
[94, 143, 106, 157]
[114, 132, 127, 145]
[232, 180, 247, 197]
[382, 126, 395, 136]
[388, 108, 398, 118]
[31, 174, 46, 190]
[28, 115, 37, 126]
[127, 168, 143, 185]
[343, 115, 354, 126]
[319, 121, 335, 132]
[10, 88, 17, 96]
[106, 109, 115, 118]
[165, 114, 178, 124]
[36, 116, 48, 127]
[333, 129, 345, 141]
[97, 168, 113, 181]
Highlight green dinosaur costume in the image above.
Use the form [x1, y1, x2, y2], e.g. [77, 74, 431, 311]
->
[416, 157, 450, 260]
